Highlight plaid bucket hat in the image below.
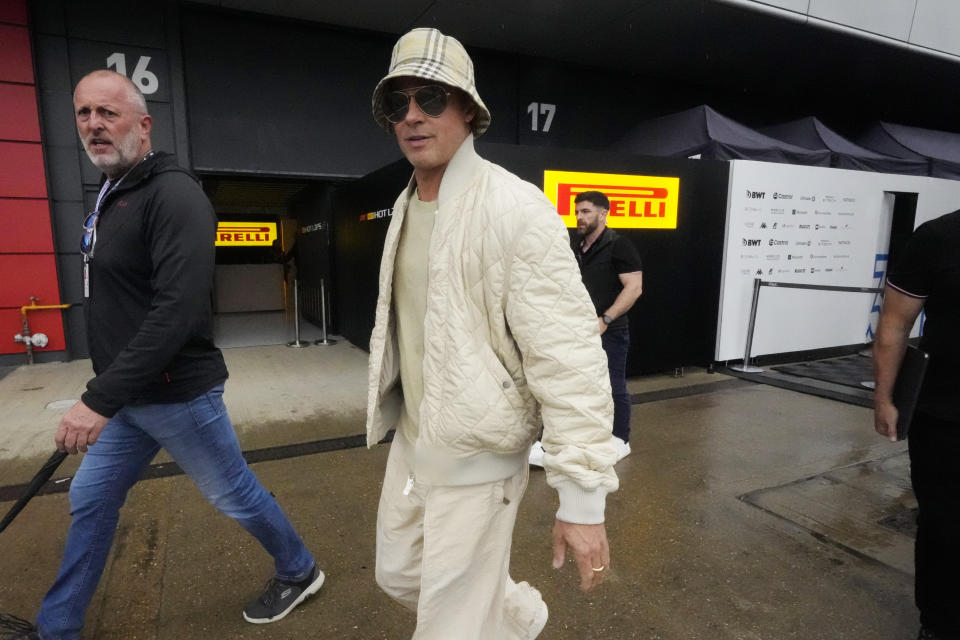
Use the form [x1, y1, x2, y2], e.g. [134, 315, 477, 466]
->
[372, 28, 491, 137]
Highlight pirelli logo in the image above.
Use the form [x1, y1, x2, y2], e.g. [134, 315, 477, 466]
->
[543, 170, 680, 230]
[215, 221, 277, 246]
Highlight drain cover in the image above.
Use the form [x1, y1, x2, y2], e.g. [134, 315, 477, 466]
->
[740, 452, 916, 574]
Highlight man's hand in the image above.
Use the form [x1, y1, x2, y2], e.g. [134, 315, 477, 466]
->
[552, 520, 611, 592]
[597, 317, 607, 335]
[56, 401, 109, 454]
[874, 400, 899, 442]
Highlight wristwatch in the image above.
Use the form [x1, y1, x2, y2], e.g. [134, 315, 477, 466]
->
[602, 314, 614, 325]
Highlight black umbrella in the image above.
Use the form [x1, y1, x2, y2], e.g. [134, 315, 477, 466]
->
[0, 450, 69, 533]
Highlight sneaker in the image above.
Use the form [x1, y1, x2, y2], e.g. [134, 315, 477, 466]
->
[613, 437, 631, 462]
[243, 564, 325, 624]
[528, 441, 545, 467]
[0, 613, 39, 639]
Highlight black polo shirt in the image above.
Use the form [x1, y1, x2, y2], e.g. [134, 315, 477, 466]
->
[573, 228, 643, 330]
[886, 209, 960, 422]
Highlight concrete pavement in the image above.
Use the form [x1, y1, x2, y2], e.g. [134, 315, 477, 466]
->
[0, 342, 918, 639]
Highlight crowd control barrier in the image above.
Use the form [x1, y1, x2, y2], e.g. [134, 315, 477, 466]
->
[730, 278, 883, 373]
[287, 280, 310, 349]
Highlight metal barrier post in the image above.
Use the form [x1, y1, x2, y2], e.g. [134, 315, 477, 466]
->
[315, 278, 337, 346]
[287, 280, 310, 348]
[730, 277, 765, 373]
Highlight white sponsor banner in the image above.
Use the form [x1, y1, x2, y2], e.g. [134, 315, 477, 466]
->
[716, 161, 960, 361]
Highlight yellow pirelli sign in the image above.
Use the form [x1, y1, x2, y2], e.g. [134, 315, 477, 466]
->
[544, 170, 680, 229]
[215, 221, 277, 246]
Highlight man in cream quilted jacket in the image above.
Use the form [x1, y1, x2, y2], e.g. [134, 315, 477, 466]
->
[366, 27, 620, 639]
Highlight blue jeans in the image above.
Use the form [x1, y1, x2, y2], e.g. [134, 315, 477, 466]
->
[35, 385, 314, 640]
[601, 326, 631, 442]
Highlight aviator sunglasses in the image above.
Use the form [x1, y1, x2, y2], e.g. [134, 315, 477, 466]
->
[382, 85, 453, 124]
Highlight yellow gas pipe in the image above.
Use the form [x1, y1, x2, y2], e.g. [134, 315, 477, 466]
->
[15, 297, 72, 364]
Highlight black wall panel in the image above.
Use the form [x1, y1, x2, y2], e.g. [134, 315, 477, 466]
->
[182, 9, 401, 177]
[328, 160, 412, 348]
[291, 184, 337, 331]
[479, 145, 729, 374]
[179, 8, 671, 177]
[470, 52, 520, 145]
[63, 2, 168, 49]
[328, 146, 729, 375]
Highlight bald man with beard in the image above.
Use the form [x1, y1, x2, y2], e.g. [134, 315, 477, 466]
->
[9, 70, 322, 640]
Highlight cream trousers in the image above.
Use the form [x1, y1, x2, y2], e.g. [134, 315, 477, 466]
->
[375, 435, 547, 639]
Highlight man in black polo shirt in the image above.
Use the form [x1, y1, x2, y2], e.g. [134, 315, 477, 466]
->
[874, 209, 960, 640]
[531, 191, 643, 465]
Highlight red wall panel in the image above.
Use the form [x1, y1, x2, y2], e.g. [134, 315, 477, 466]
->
[0, 0, 28, 26]
[0, 83, 41, 141]
[0, 1, 66, 357]
[0, 198, 54, 253]
[0, 24, 32, 83]
[0, 253, 60, 307]
[0, 307, 66, 356]
[0, 141, 47, 198]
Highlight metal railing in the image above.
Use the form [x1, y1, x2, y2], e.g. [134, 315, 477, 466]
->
[730, 278, 883, 373]
[287, 278, 337, 348]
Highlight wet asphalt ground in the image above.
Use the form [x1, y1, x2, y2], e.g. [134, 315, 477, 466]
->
[0, 342, 917, 639]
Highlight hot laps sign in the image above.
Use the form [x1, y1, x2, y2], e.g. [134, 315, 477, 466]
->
[543, 170, 680, 229]
[215, 221, 277, 246]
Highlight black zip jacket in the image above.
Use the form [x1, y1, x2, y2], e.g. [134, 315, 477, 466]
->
[81, 151, 228, 417]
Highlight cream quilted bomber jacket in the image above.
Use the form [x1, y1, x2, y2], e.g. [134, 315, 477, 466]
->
[366, 137, 619, 524]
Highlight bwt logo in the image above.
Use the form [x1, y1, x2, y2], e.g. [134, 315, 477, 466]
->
[746, 190, 765, 199]
[544, 170, 680, 230]
[742, 238, 762, 247]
